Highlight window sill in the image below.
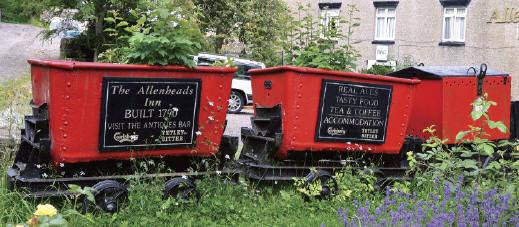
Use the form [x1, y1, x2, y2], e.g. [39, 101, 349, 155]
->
[372, 40, 395, 45]
[439, 41, 465, 46]
[439, 0, 470, 7]
[373, 1, 399, 7]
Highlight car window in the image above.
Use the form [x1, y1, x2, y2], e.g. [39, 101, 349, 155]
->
[235, 65, 252, 79]
[196, 55, 264, 80]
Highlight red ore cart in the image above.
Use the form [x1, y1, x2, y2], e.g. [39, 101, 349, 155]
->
[238, 66, 420, 186]
[7, 59, 238, 212]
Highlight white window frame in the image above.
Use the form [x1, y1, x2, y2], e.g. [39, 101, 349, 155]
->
[320, 8, 340, 36]
[374, 8, 396, 41]
[442, 7, 466, 42]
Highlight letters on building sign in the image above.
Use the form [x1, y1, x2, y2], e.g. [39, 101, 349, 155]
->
[487, 8, 519, 23]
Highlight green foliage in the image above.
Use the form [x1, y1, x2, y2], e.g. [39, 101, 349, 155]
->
[192, 0, 288, 66]
[395, 55, 419, 71]
[279, 4, 361, 71]
[0, 76, 32, 140]
[211, 57, 236, 68]
[97, 1, 202, 67]
[293, 168, 323, 198]
[235, 0, 288, 67]
[332, 168, 376, 202]
[59, 0, 143, 62]
[192, 0, 238, 53]
[0, 0, 60, 23]
[360, 65, 394, 75]
[409, 94, 519, 196]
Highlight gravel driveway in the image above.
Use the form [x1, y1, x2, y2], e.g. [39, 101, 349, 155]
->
[0, 22, 60, 81]
[224, 108, 253, 144]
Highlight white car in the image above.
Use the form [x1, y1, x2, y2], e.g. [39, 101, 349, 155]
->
[195, 53, 265, 113]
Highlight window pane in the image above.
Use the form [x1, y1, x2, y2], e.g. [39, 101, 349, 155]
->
[376, 17, 385, 39]
[457, 8, 465, 15]
[446, 8, 455, 14]
[456, 17, 465, 40]
[388, 8, 396, 14]
[387, 17, 395, 39]
[444, 17, 451, 39]
[377, 8, 386, 14]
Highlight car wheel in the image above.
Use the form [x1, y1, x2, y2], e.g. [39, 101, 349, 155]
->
[228, 90, 244, 114]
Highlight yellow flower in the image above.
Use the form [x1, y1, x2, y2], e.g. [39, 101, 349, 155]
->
[34, 204, 57, 217]
[516, 145, 519, 151]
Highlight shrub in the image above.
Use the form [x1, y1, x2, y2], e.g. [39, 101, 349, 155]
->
[360, 65, 394, 75]
[279, 4, 361, 71]
[408, 93, 519, 195]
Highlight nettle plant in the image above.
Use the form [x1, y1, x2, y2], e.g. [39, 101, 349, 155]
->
[293, 167, 376, 202]
[99, 0, 203, 67]
[408, 93, 519, 196]
[279, 4, 361, 71]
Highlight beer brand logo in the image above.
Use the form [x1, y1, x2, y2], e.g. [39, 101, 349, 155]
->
[114, 132, 139, 143]
[327, 127, 346, 136]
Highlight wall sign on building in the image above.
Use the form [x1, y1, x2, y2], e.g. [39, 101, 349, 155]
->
[376, 45, 389, 61]
[488, 8, 519, 23]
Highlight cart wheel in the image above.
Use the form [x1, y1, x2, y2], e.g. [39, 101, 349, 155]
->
[163, 177, 200, 201]
[85, 180, 128, 213]
[302, 169, 336, 200]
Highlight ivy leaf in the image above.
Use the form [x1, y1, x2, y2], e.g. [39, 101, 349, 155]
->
[462, 159, 478, 169]
[117, 21, 129, 28]
[496, 122, 508, 133]
[455, 131, 470, 143]
[487, 120, 497, 129]
[477, 143, 494, 156]
[137, 16, 147, 26]
[471, 110, 484, 121]
[485, 161, 501, 170]
[104, 17, 116, 23]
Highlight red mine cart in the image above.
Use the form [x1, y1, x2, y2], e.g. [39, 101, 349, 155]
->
[8, 59, 237, 210]
[239, 66, 420, 181]
[388, 65, 511, 143]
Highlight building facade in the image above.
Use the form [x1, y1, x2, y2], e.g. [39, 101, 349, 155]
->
[283, 0, 519, 99]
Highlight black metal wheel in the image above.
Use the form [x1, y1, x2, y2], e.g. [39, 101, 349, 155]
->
[302, 169, 336, 200]
[163, 177, 200, 201]
[228, 90, 244, 114]
[84, 180, 128, 213]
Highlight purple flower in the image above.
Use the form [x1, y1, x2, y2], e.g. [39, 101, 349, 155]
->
[443, 181, 451, 201]
[470, 184, 479, 205]
[380, 218, 387, 227]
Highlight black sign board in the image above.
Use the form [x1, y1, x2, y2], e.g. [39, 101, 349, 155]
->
[315, 79, 393, 143]
[99, 77, 202, 151]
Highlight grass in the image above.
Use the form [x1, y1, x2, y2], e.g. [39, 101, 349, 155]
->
[0, 75, 32, 140]
[0, 74, 31, 110]
[0, 149, 357, 226]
